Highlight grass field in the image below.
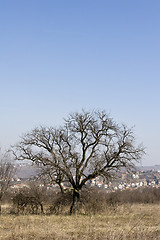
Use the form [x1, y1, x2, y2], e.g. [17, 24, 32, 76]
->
[0, 204, 159, 240]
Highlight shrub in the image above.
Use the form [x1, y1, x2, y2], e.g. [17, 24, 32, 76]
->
[10, 186, 160, 215]
[11, 185, 45, 215]
[106, 187, 160, 205]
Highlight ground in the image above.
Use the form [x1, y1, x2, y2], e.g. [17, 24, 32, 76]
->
[0, 204, 159, 240]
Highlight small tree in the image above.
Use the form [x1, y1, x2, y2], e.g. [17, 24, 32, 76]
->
[0, 150, 15, 214]
[13, 110, 144, 214]
[38, 164, 65, 194]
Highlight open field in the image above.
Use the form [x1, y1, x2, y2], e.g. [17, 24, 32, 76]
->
[0, 204, 159, 240]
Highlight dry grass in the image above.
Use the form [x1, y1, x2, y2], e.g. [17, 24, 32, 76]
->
[0, 204, 159, 240]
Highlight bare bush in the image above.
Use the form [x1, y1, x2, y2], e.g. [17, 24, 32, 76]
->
[106, 187, 160, 205]
[48, 188, 109, 215]
[11, 184, 46, 215]
[48, 187, 160, 215]
[48, 191, 73, 215]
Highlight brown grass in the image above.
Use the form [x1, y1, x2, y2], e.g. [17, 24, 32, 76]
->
[0, 204, 160, 240]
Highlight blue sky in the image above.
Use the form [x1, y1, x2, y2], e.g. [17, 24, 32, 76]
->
[0, 1, 160, 165]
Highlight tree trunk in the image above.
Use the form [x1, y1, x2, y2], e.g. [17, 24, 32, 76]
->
[39, 203, 44, 214]
[0, 197, 2, 215]
[70, 189, 80, 215]
[59, 183, 64, 194]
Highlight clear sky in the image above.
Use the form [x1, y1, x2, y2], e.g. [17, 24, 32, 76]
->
[0, 1, 160, 166]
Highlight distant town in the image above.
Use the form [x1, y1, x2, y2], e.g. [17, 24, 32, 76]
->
[11, 163, 160, 192]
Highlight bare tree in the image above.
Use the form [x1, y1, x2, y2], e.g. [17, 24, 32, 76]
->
[0, 150, 15, 214]
[13, 110, 144, 214]
[38, 164, 65, 194]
